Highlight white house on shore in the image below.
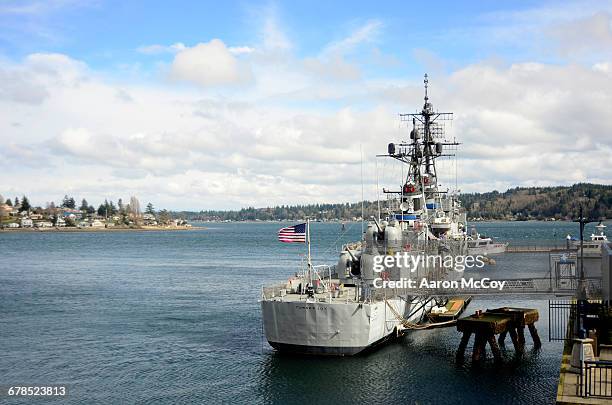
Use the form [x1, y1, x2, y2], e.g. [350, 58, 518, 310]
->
[20, 218, 33, 228]
[91, 219, 104, 228]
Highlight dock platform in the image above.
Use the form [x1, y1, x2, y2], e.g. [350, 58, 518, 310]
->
[428, 296, 472, 323]
[456, 307, 541, 363]
[506, 245, 569, 253]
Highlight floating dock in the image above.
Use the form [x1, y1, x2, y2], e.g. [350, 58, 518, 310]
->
[456, 307, 541, 363]
[427, 296, 472, 324]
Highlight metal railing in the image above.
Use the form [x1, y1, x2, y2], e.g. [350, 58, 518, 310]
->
[582, 360, 612, 398]
[549, 300, 576, 342]
[261, 265, 336, 300]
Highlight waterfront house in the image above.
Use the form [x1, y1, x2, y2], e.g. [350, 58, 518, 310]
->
[91, 219, 104, 228]
[55, 217, 66, 227]
[7, 222, 19, 228]
[0, 202, 12, 218]
[35, 221, 53, 228]
[20, 218, 33, 228]
[30, 213, 43, 220]
[62, 208, 83, 220]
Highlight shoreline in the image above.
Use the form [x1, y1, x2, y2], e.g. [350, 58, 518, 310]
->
[0, 225, 199, 233]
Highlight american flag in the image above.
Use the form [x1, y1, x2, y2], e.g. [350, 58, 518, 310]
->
[278, 223, 307, 243]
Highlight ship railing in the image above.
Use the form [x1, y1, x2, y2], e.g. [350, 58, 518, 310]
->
[261, 265, 337, 301]
[262, 284, 289, 300]
[312, 264, 334, 280]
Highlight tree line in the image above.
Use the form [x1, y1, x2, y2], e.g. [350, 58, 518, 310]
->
[173, 183, 611, 221]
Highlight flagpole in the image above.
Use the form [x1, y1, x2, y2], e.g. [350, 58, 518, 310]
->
[306, 219, 312, 285]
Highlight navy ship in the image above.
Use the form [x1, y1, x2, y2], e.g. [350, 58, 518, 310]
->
[261, 75, 468, 355]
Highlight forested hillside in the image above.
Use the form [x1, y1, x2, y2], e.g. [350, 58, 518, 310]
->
[174, 183, 611, 221]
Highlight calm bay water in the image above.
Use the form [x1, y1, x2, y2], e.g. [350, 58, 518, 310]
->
[0, 220, 609, 404]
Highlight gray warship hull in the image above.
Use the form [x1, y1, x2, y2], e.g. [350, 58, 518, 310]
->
[261, 294, 434, 356]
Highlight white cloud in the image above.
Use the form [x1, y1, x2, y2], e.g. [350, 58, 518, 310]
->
[303, 55, 361, 81]
[262, 11, 292, 51]
[228, 46, 255, 55]
[322, 19, 382, 57]
[548, 11, 612, 57]
[301, 20, 382, 82]
[137, 42, 187, 54]
[0, 0, 87, 15]
[138, 42, 255, 56]
[169, 39, 253, 87]
[593, 62, 612, 73]
[2, 8, 612, 210]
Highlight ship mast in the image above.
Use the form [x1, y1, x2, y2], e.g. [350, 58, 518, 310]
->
[378, 74, 464, 236]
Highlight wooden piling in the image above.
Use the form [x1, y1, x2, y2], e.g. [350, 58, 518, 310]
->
[456, 331, 472, 360]
[509, 328, 520, 351]
[528, 324, 542, 349]
[517, 326, 526, 350]
[472, 333, 486, 362]
[487, 333, 503, 362]
[498, 330, 507, 346]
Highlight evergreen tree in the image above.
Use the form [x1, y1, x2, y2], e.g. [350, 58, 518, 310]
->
[20, 196, 31, 212]
[5, 198, 12, 206]
[158, 209, 171, 223]
[145, 202, 155, 215]
[97, 204, 106, 217]
[14, 197, 19, 206]
[79, 199, 89, 211]
[87, 205, 96, 215]
[62, 195, 76, 209]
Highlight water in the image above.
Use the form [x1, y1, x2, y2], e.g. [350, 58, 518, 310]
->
[0, 220, 608, 404]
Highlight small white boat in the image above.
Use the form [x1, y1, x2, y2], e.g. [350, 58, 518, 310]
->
[569, 221, 608, 252]
[467, 228, 507, 255]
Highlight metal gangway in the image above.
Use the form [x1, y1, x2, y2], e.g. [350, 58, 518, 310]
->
[368, 252, 602, 299]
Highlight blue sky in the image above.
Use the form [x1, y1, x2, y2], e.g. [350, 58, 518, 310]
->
[1, 1, 583, 76]
[0, 1, 611, 210]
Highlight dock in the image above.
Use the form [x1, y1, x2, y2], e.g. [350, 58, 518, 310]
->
[427, 296, 472, 324]
[506, 245, 568, 253]
[456, 307, 541, 363]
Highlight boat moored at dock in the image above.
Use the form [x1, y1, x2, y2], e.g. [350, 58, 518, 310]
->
[261, 75, 470, 356]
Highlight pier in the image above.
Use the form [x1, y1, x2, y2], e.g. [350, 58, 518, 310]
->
[506, 244, 569, 253]
[456, 307, 541, 363]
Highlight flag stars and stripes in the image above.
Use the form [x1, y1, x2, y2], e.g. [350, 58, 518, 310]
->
[278, 223, 307, 243]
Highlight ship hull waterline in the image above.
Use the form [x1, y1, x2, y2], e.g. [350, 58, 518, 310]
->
[261, 296, 434, 356]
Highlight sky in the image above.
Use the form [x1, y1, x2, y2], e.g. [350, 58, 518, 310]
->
[0, 0, 611, 210]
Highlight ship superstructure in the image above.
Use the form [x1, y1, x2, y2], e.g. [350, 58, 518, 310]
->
[261, 75, 468, 355]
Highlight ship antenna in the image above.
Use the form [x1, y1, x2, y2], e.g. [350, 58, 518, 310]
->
[424, 73, 429, 103]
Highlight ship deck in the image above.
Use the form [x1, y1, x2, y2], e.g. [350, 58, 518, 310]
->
[262, 283, 367, 304]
